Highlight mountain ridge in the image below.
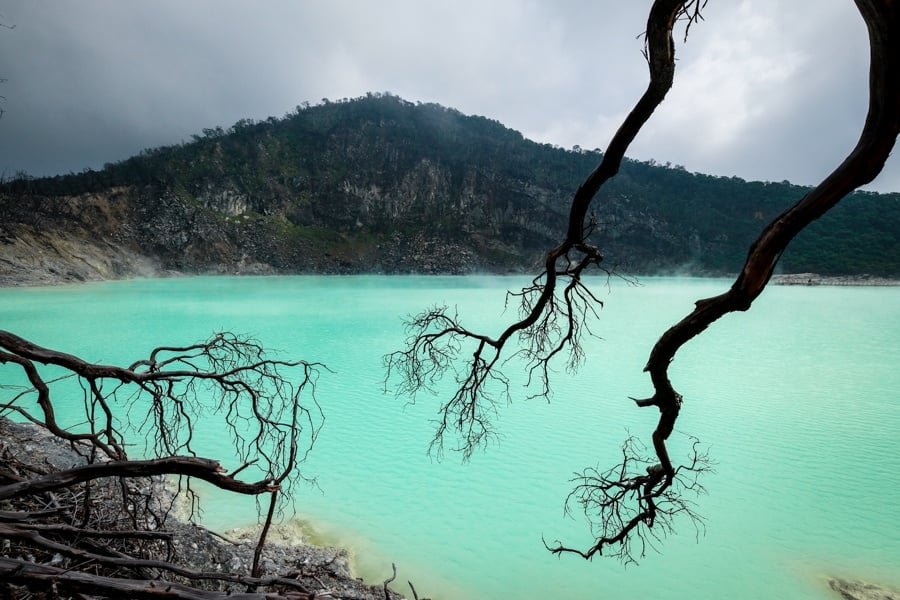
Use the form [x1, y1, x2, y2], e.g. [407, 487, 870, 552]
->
[2, 92, 898, 285]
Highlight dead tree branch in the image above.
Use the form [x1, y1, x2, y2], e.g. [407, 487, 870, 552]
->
[0, 556, 314, 599]
[387, 0, 705, 461]
[390, 0, 898, 565]
[0, 330, 325, 597]
[545, 434, 712, 563]
[383, 562, 397, 600]
[550, 0, 898, 563]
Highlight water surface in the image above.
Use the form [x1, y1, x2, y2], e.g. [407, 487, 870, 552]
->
[1, 275, 897, 599]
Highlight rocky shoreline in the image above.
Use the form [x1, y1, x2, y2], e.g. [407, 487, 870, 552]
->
[3, 268, 900, 289]
[0, 417, 406, 599]
[829, 578, 899, 600]
[771, 273, 900, 286]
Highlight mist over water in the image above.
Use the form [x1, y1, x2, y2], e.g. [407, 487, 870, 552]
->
[1, 275, 898, 599]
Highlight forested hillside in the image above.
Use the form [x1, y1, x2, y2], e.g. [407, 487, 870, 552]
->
[2, 93, 898, 284]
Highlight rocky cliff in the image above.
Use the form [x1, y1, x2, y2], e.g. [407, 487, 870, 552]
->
[3, 93, 899, 285]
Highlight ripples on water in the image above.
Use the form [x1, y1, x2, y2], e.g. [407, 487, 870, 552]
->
[1, 276, 898, 599]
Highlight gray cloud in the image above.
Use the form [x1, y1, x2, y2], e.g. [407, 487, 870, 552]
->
[0, 0, 896, 192]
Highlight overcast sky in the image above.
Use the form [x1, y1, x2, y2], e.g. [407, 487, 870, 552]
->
[0, 0, 897, 193]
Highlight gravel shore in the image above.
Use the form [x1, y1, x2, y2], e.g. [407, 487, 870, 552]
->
[0, 417, 406, 599]
[771, 273, 900, 286]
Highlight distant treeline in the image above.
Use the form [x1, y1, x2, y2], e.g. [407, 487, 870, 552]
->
[3, 92, 898, 276]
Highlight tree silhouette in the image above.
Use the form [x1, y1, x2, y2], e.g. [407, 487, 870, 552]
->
[0, 330, 329, 598]
[389, 0, 899, 564]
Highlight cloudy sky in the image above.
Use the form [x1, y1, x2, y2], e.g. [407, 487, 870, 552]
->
[0, 0, 897, 193]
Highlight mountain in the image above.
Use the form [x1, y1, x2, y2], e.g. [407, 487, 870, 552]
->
[2, 92, 898, 285]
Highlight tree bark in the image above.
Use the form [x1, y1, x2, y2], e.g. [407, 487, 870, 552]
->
[639, 0, 899, 479]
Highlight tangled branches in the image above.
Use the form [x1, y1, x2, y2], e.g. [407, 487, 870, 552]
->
[0, 329, 326, 598]
[385, 261, 605, 460]
[386, 0, 710, 562]
[387, 0, 704, 460]
[389, 0, 898, 566]
[546, 435, 713, 564]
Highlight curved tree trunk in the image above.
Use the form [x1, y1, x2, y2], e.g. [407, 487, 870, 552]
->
[639, 0, 899, 480]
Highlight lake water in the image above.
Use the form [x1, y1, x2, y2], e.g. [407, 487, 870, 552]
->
[1, 275, 898, 599]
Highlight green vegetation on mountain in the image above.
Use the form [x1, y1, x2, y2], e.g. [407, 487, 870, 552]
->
[2, 92, 898, 280]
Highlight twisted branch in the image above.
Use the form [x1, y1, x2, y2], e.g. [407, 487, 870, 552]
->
[0, 330, 326, 597]
[551, 0, 898, 562]
[387, 1, 704, 461]
[545, 435, 712, 563]
[390, 0, 898, 565]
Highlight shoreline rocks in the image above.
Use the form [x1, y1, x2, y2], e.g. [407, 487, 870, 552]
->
[3, 269, 900, 290]
[771, 273, 900, 286]
[0, 417, 403, 600]
[829, 578, 899, 600]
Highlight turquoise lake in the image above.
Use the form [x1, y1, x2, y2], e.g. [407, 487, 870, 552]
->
[1, 275, 898, 599]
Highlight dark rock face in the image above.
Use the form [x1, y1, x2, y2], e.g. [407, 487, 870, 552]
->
[0, 187, 502, 286]
[0, 161, 552, 285]
[0, 190, 166, 286]
[2, 94, 898, 286]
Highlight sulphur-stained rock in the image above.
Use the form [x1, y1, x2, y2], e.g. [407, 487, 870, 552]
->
[829, 578, 899, 600]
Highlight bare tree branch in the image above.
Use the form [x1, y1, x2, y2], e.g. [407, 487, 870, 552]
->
[0, 329, 326, 597]
[545, 435, 712, 563]
[386, 0, 705, 461]
[389, 0, 899, 565]
[383, 562, 397, 600]
[634, 0, 899, 486]
[0, 456, 278, 501]
[0, 556, 314, 600]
